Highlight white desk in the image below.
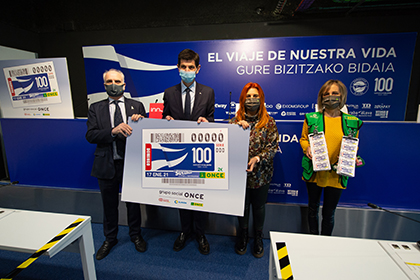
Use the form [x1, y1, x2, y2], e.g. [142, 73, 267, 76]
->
[0, 208, 96, 280]
[269, 231, 420, 280]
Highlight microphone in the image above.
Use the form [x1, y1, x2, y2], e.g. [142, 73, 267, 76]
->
[223, 91, 233, 121]
[368, 203, 420, 247]
[367, 203, 420, 224]
[228, 92, 232, 120]
[367, 203, 380, 209]
[155, 99, 158, 103]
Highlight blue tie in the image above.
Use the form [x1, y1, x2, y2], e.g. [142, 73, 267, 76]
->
[184, 88, 191, 120]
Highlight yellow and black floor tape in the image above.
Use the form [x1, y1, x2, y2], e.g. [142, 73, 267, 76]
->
[1, 218, 85, 280]
[276, 242, 294, 280]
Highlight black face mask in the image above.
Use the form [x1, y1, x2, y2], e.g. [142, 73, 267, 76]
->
[244, 98, 260, 112]
[105, 84, 124, 97]
[322, 95, 340, 110]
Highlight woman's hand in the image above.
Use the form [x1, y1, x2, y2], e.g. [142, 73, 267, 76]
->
[246, 156, 260, 172]
[306, 146, 313, 160]
[237, 120, 250, 129]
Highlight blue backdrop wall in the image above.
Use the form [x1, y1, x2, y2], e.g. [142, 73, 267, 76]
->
[1, 118, 418, 211]
[83, 33, 416, 122]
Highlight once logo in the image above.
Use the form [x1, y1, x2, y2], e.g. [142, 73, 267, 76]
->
[184, 192, 204, 200]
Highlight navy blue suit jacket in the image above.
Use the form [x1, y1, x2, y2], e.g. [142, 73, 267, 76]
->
[162, 82, 215, 122]
[86, 97, 146, 179]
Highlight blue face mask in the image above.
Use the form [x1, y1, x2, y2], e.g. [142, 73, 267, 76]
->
[179, 70, 196, 84]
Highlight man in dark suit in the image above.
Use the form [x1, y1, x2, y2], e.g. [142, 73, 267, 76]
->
[162, 49, 215, 255]
[86, 69, 147, 260]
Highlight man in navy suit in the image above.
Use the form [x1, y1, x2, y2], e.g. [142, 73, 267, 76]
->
[86, 69, 147, 260]
[162, 49, 215, 255]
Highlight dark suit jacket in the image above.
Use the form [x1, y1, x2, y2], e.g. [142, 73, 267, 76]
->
[162, 82, 215, 122]
[86, 97, 146, 179]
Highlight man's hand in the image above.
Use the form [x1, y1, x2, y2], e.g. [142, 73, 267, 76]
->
[197, 117, 208, 123]
[131, 114, 144, 122]
[112, 123, 133, 137]
[165, 115, 174, 121]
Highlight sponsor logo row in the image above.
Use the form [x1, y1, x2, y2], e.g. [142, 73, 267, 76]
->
[268, 183, 299, 197]
[158, 190, 205, 207]
[158, 197, 204, 207]
[217, 101, 392, 119]
[216, 102, 312, 110]
[347, 103, 391, 110]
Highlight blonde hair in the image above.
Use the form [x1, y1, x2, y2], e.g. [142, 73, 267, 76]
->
[316, 80, 347, 111]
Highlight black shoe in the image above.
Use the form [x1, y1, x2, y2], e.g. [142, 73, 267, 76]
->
[132, 235, 147, 252]
[197, 234, 210, 255]
[235, 228, 248, 255]
[253, 231, 264, 258]
[96, 240, 118, 260]
[173, 232, 190, 252]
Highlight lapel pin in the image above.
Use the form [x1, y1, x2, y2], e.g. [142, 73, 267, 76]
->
[131, 106, 134, 109]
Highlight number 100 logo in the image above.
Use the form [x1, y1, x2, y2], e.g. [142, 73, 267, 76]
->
[192, 147, 212, 164]
[34, 74, 50, 90]
[374, 77, 393, 92]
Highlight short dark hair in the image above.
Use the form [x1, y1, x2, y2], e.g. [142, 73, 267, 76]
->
[178, 49, 200, 67]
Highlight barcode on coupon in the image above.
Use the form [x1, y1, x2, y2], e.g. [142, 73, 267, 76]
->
[161, 178, 205, 185]
[23, 98, 48, 104]
[8, 68, 29, 77]
[151, 133, 184, 143]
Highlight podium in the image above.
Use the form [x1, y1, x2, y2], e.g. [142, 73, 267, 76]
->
[0, 208, 96, 280]
[269, 231, 419, 280]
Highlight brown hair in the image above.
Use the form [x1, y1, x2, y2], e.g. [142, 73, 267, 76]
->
[317, 79, 347, 111]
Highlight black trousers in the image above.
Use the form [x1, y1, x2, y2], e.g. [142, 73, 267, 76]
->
[306, 182, 343, 236]
[98, 160, 142, 243]
[238, 183, 270, 232]
[179, 209, 208, 236]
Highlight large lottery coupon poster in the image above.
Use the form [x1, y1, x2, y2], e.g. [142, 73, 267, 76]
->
[3, 61, 62, 108]
[122, 118, 249, 216]
[0, 58, 74, 118]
